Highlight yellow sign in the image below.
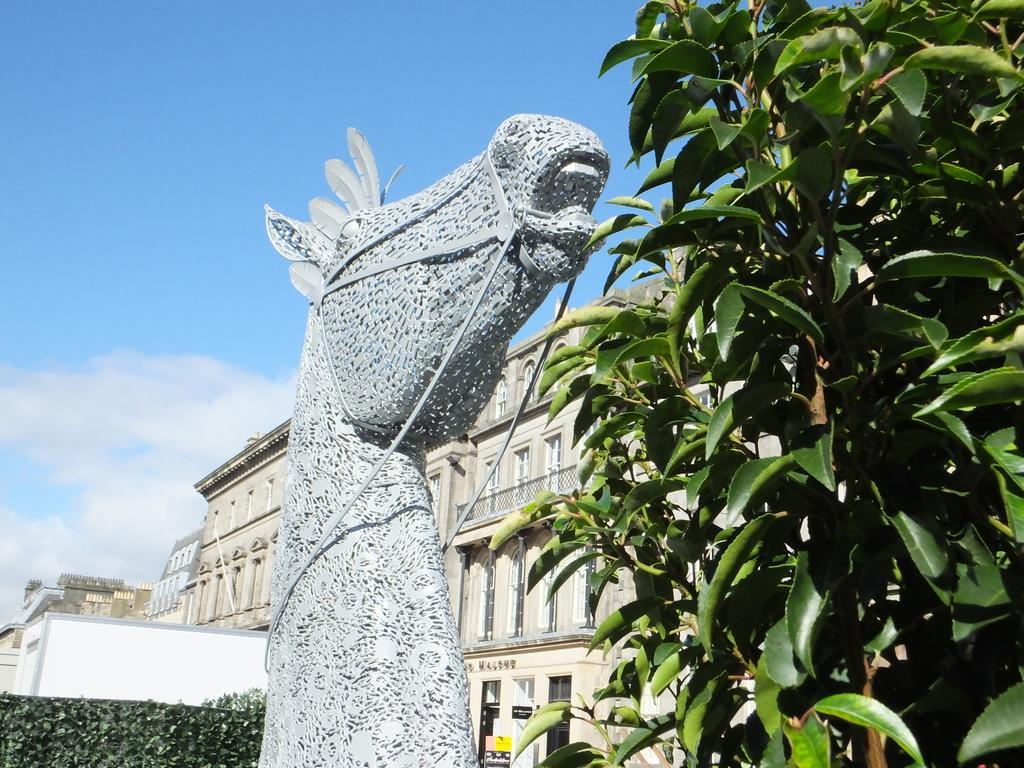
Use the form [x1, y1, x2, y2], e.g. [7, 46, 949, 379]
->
[493, 736, 512, 752]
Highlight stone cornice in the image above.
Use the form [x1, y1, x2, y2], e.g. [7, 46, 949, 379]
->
[194, 420, 291, 499]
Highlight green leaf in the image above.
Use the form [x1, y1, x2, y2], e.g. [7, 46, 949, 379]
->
[682, 677, 721, 754]
[737, 285, 825, 346]
[786, 551, 828, 676]
[744, 159, 782, 193]
[783, 712, 831, 768]
[833, 237, 862, 300]
[538, 356, 589, 399]
[709, 116, 742, 149]
[513, 701, 571, 759]
[666, 250, 742, 371]
[886, 69, 928, 116]
[548, 306, 622, 337]
[600, 38, 671, 77]
[802, 71, 851, 115]
[792, 423, 836, 491]
[698, 514, 775, 651]
[976, 0, 1024, 18]
[490, 508, 534, 550]
[904, 45, 1018, 78]
[958, 682, 1024, 763]
[542, 743, 605, 768]
[623, 478, 688, 512]
[706, 382, 791, 459]
[689, 5, 721, 45]
[590, 597, 663, 650]
[651, 90, 692, 164]
[607, 196, 655, 212]
[715, 283, 745, 359]
[952, 536, 1012, 641]
[996, 474, 1024, 543]
[774, 27, 862, 76]
[922, 315, 1024, 375]
[641, 40, 718, 78]
[915, 367, 1024, 416]
[814, 694, 924, 765]
[890, 511, 952, 601]
[876, 250, 1024, 290]
[587, 213, 649, 248]
[663, 204, 763, 226]
[726, 455, 797, 521]
[755, 654, 783, 734]
[610, 714, 676, 766]
[650, 651, 683, 696]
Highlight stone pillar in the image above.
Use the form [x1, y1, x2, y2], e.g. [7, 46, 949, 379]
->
[241, 555, 256, 610]
[209, 575, 222, 622]
[195, 580, 207, 624]
[259, 543, 274, 606]
[251, 558, 264, 608]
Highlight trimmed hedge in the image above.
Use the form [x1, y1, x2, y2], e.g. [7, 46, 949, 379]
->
[0, 693, 264, 767]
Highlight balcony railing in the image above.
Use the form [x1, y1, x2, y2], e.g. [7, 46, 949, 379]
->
[457, 465, 577, 525]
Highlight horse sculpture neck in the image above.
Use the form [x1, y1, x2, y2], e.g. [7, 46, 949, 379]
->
[261, 311, 476, 767]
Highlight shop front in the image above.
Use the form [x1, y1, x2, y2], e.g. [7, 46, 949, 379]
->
[462, 634, 607, 767]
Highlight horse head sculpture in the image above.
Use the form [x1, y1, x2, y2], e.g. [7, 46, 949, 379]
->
[260, 114, 608, 768]
[266, 114, 608, 442]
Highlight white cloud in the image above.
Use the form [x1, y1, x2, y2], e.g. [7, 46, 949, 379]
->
[0, 350, 295, 614]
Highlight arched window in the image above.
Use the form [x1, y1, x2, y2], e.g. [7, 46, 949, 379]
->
[479, 552, 495, 640]
[507, 543, 525, 637]
[538, 567, 557, 633]
[573, 550, 596, 627]
[495, 377, 508, 418]
[522, 360, 536, 402]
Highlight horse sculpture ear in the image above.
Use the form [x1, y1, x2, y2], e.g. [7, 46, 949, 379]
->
[265, 205, 328, 305]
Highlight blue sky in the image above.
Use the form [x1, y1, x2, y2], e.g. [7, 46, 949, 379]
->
[0, 1, 649, 609]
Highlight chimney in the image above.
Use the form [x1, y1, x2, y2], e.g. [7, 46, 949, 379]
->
[24, 579, 42, 600]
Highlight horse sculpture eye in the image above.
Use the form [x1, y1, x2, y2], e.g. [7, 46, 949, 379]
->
[340, 219, 361, 239]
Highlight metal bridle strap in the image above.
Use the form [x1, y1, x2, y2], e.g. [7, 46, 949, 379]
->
[266, 219, 519, 668]
[441, 277, 576, 554]
[319, 150, 552, 303]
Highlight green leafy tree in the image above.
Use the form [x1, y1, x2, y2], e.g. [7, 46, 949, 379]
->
[498, 1, 1024, 766]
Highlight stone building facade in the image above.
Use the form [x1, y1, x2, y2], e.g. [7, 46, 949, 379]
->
[145, 529, 202, 623]
[189, 420, 288, 630]
[182, 283, 657, 764]
[0, 574, 152, 651]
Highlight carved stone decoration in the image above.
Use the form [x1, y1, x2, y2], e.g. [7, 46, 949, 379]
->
[261, 114, 608, 767]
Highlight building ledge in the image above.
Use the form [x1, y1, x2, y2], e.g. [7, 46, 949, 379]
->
[462, 629, 595, 656]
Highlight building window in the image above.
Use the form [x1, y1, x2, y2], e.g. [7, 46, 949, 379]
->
[545, 435, 562, 474]
[507, 544, 525, 637]
[428, 474, 441, 518]
[246, 490, 254, 521]
[228, 501, 236, 530]
[484, 460, 500, 515]
[573, 552, 596, 627]
[513, 677, 538, 768]
[522, 360, 536, 403]
[212, 509, 219, 535]
[514, 448, 530, 485]
[546, 676, 572, 755]
[539, 568, 557, 633]
[479, 680, 502, 766]
[265, 479, 274, 512]
[495, 377, 508, 419]
[479, 552, 495, 641]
